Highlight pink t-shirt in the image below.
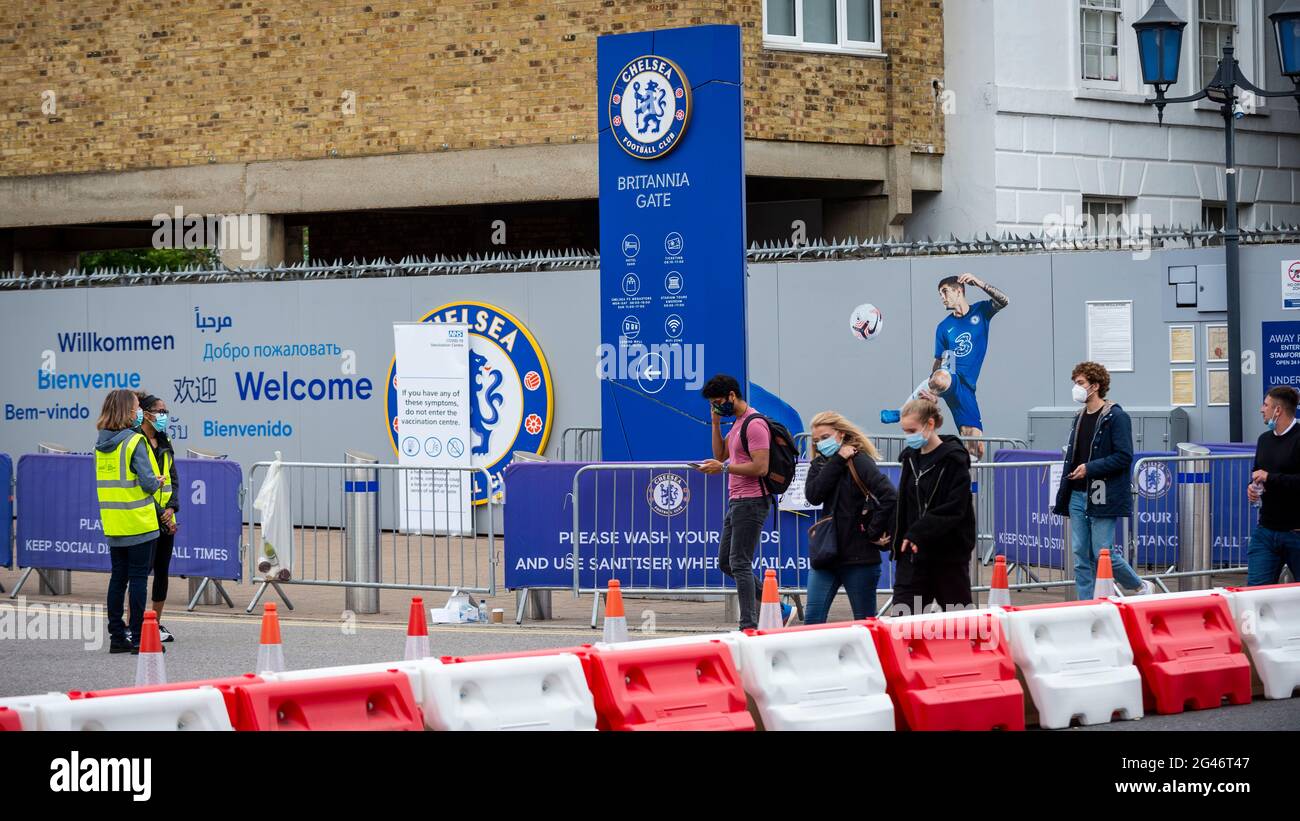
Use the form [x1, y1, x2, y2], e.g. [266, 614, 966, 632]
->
[725, 407, 770, 499]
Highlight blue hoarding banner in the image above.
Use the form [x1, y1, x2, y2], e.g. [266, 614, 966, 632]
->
[597, 26, 748, 460]
[1263, 321, 1300, 396]
[503, 461, 901, 591]
[1, 453, 12, 568]
[993, 447, 1253, 571]
[16, 454, 242, 580]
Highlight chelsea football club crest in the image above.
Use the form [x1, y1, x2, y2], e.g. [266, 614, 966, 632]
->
[387, 301, 553, 505]
[1136, 462, 1173, 499]
[647, 473, 690, 517]
[609, 55, 691, 160]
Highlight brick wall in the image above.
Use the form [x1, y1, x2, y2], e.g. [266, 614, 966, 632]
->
[0, 0, 944, 177]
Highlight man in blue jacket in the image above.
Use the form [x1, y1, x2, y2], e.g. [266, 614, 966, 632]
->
[1052, 361, 1154, 599]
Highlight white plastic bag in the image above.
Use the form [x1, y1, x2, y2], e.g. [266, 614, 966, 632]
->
[428, 588, 481, 624]
[253, 451, 293, 581]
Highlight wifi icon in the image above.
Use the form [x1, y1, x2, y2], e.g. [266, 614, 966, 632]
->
[665, 314, 684, 339]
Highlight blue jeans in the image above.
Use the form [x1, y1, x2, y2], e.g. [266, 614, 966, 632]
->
[1070, 491, 1141, 599]
[1246, 526, 1300, 586]
[804, 563, 882, 624]
[107, 540, 156, 645]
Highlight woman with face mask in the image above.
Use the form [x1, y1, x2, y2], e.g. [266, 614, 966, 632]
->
[94, 389, 164, 654]
[801, 412, 898, 623]
[137, 392, 181, 642]
[889, 398, 976, 614]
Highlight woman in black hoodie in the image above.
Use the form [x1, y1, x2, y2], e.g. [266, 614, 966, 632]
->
[802, 411, 897, 622]
[891, 399, 975, 613]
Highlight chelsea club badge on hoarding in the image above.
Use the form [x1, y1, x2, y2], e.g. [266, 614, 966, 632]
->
[609, 55, 691, 160]
[387, 301, 553, 506]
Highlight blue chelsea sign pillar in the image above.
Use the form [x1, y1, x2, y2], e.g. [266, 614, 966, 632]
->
[597, 25, 748, 460]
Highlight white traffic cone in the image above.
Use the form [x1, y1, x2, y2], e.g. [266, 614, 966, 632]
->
[602, 580, 628, 644]
[134, 612, 167, 687]
[256, 603, 285, 673]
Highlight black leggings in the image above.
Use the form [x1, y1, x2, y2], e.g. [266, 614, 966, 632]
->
[151, 528, 175, 603]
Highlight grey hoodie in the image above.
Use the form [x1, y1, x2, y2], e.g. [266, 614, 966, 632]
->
[95, 428, 162, 547]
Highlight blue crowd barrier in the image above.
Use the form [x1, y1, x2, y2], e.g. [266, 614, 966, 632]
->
[15, 453, 242, 581]
[1, 453, 12, 569]
[503, 460, 904, 594]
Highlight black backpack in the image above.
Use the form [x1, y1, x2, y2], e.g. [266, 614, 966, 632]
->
[738, 413, 800, 496]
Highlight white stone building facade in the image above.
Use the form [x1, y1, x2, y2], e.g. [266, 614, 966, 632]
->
[910, 0, 1300, 239]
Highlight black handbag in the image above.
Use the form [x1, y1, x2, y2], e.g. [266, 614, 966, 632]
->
[807, 504, 840, 570]
[807, 457, 880, 570]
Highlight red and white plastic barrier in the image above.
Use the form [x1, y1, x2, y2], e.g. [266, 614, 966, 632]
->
[998, 601, 1143, 728]
[36, 688, 234, 731]
[0, 693, 73, 731]
[422, 654, 597, 731]
[1222, 584, 1300, 700]
[734, 624, 894, 731]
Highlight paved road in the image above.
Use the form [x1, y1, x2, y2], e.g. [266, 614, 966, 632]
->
[3, 603, 1297, 730]
[0, 606, 605, 696]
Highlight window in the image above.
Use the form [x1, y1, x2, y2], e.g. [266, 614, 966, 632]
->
[1199, 0, 1238, 87]
[1202, 201, 1227, 245]
[1080, 0, 1122, 83]
[1082, 197, 1128, 237]
[763, 0, 882, 54]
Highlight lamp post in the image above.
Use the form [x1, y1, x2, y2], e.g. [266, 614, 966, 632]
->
[1134, 0, 1300, 442]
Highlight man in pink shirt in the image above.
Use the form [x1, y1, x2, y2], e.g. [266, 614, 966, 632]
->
[698, 374, 775, 630]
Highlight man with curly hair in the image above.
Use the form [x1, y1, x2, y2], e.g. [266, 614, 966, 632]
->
[1052, 361, 1155, 599]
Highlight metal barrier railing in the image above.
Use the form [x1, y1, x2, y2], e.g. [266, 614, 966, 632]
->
[243, 461, 497, 614]
[1130, 451, 1257, 591]
[566, 451, 1259, 615]
[559, 427, 602, 462]
[869, 434, 1029, 463]
[793, 432, 1027, 462]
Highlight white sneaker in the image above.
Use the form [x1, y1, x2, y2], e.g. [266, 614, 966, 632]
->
[1136, 580, 1156, 596]
[157, 623, 175, 643]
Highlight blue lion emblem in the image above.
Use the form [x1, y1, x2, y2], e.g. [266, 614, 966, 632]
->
[634, 80, 667, 135]
[469, 348, 505, 456]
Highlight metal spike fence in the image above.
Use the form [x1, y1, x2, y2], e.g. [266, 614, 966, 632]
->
[2, 225, 1298, 290]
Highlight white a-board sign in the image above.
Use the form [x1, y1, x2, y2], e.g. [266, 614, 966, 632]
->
[392, 323, 472, 535]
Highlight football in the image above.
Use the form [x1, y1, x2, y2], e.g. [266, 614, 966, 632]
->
[849, 303, 884, 341]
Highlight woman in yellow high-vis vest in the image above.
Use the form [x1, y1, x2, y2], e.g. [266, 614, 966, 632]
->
[95, 389, 164, 654]
[137, 391, 180, 643]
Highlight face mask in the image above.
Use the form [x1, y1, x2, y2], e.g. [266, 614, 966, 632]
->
[713, 400, 735, 417]
[1071, 384, 1090, 404]
[816, 436, 839, 457]
[134, 408, 144, 427]
[904, 429, 929, 450]
[152, 413, 169, 433]
[1266, 409, 1279, 432]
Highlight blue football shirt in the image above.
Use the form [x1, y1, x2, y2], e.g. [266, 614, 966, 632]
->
[934, 300, 997, 386]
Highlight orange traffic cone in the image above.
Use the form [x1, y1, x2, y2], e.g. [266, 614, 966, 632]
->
[256, 603, 285, 673]
[405, 597, 430, 660]
[757, 569, 782, 631]
[1094, 549, 1117, 599]
[602, 580, 628, 644]
[134, 611, 166, 687]
[988, 555, 1011, 607]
